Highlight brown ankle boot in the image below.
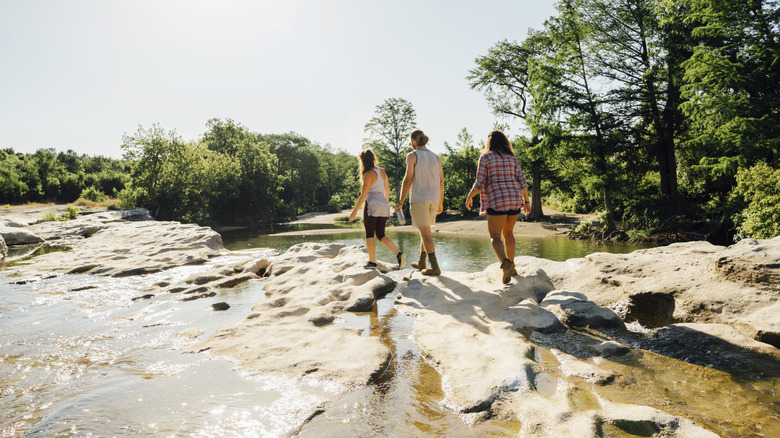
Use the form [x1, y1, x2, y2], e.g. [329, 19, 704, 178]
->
[500, 258, 513, 284]
[422, 253, 441, 276]
[411, 252, 427, 270]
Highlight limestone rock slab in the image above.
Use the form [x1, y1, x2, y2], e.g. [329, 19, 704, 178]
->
[194, 243, 395, 390]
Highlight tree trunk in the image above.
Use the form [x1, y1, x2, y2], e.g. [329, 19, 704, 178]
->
[602, 186, 616, 232]
[638, 14, 679, 198]
[528, 168, 544, 220]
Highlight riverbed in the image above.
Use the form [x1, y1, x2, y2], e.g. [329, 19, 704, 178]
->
[1, 227, 777, 437]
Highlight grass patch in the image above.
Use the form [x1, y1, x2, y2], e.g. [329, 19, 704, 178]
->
[71, 197, 121, 208]
[334, 215, 360, 223]
[40, 204, 79, 222]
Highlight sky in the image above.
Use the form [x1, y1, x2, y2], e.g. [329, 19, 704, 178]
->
[0, 0, 558, 159]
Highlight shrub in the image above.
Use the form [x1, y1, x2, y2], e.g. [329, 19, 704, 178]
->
[80, 186, 108, 202]
[731, 163, 780, 240]
[65, 204, 78, 220]
[574, 221, 593, 234]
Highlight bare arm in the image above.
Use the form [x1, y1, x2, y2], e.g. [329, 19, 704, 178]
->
[350, 171, 377, 221]
[465, 155, 486, 211]
[437, 155, 444, 214]
[382, 169, 390, 201]
[394, 152, 416, 212]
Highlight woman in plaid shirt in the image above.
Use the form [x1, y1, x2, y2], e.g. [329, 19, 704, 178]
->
[465, 130, 531, 284]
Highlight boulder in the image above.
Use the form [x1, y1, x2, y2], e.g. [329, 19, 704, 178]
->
[0, 226, 44, 246]
[520, 238, 780, 344]
[502, 299, 566, 337]
[541, 290, 626, 330]
[17, 219, 224, 277]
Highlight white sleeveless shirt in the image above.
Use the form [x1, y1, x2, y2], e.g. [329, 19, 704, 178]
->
[410, 149, 440, 203]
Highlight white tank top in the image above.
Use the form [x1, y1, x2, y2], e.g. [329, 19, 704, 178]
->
[367, 168, 384, 195]
[410, 149, 440, 203]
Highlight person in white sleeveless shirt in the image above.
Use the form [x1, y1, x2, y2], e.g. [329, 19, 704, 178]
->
[393, 129, 444, 275]
[350, 149, 406, 269]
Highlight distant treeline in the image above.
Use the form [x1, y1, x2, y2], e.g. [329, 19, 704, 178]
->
[1, 119, 363, 226]
[0, 148, 130, 205]
[116, 119, 363, 225]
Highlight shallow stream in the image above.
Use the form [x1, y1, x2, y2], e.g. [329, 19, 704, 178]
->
[1, 227, 778, 437]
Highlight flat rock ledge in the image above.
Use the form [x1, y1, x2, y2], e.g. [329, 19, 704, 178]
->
[394, 266, 731, 437]
[275, 240, 778, 437]
[194, 243, 397, 390]
[2, 207, 224, 277]
[514, 236, 780, 348]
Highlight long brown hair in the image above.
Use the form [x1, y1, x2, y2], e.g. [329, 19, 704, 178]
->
[483, 130, 514, 155]
[358, 149, 377, 178]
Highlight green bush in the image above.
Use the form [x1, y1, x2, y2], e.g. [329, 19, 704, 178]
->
[574, 221, 593, 234]
[731, 163, 780, 240]
[65, 204, 78, 220]
[80, 186, 108, 202]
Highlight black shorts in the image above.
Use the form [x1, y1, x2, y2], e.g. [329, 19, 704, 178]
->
[486, 207, 522, 216]
[363, 207, 387, 239]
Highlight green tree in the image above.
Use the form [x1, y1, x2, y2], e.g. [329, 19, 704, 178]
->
[121, 124, 186, 217]
[674, 0, 780, 203]
[364, 98, 418, 201]
[469, 33, 561, 220]
[442, 128, 481, 213]
[731, 162, 780, 240]
[259, 132, 322, 214]
[536, 0, 622, 230]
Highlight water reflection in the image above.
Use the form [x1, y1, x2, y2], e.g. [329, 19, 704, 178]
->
[223, 228, 649, 271]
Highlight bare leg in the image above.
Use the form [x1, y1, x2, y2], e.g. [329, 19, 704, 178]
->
[418, 226, 435, 254]
[502, 214, 520, 262]
[380, 235, 399, 255]
[366, 238, 376, 263]
[486, 214, 508, 262]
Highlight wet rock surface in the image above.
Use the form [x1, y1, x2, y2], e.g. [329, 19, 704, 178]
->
[516, 237, 780, 348]
[194, 244, 397, 390]
[3, 206, 778, 437]
[4, 207, 224, 277]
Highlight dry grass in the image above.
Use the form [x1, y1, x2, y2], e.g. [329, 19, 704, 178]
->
[71, 198, 121, 208]
[7, 202, 56, 207]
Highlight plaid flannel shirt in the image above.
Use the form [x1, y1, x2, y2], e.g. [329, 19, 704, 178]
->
[471, 151, 529, 215]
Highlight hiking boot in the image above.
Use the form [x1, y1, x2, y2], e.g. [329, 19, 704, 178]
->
[397, 252, 407, 269]
[422, 253, 441, 276]
[411, 252, 427, 270]
[500, 258, 513, 284]
[364, 261, 378, 269]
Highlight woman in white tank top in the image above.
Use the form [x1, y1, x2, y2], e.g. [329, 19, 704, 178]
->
[349, 149, 406, 270]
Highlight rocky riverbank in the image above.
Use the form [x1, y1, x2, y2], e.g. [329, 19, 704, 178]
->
[2, 205, 778, 437]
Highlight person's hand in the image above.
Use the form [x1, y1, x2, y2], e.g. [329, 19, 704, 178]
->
[523, 203, 531, 214]
[349, 210, 357, 222]
[465, 197, 472, 211]
[437, 203, 444, 214]
[393, 203, 401, 213]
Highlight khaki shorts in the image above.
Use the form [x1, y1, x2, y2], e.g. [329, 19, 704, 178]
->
[410, 201, 438, 228]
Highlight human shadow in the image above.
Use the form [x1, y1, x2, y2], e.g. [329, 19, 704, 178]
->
[398, 272, 780, 382]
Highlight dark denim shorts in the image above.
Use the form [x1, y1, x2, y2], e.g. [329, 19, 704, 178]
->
[486, 207, 522, 216]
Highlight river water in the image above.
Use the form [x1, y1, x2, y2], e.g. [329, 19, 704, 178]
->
[1, 227, 778, 437]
